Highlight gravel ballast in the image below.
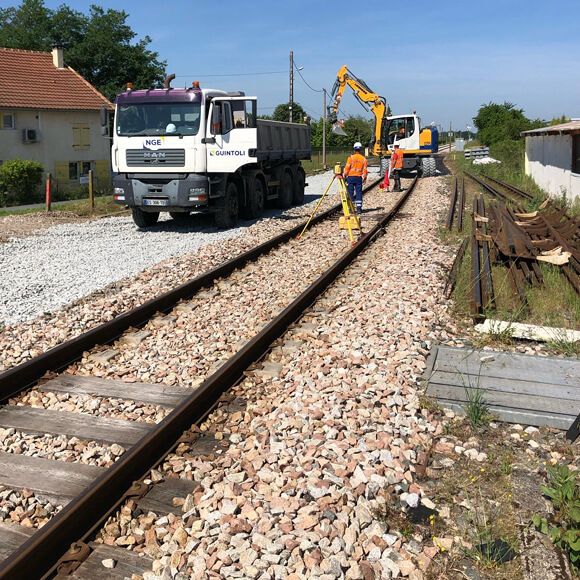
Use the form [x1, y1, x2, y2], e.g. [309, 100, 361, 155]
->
[0, 172, 352, 327]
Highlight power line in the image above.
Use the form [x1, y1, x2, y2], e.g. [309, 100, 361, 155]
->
[294, 62, 324, 93]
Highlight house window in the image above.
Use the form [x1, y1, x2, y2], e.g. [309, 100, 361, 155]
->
[68, 161, 93, 181]
[69, 162, 80, 181]
[2, 113, 14, 129]
[573, 135, 580, 175]
[72, 124, 90, 150]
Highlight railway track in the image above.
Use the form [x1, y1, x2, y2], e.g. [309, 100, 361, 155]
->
[0, 176, 420, 578]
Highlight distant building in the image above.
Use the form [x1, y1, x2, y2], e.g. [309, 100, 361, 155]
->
[521, 120, 580, 203]
[0, 46, 113, 190]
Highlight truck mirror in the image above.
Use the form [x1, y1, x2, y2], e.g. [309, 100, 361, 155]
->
[100, 106, 109, 136]
[212, 106, 222, 134]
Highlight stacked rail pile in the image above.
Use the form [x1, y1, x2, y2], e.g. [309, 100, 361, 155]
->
[476, 197, 580, 315]
[461, 172, 580, 319]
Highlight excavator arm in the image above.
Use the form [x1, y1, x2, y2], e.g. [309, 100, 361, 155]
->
[327, 65, 387, 156]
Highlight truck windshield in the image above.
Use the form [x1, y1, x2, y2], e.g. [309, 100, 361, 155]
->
[116, 102, 202, 136]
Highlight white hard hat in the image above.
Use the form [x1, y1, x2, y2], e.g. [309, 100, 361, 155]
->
[353, 142, 362, 149]
[166, 123, 177, 133]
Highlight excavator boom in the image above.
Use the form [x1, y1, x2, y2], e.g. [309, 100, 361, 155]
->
[327, 65, 386, 154]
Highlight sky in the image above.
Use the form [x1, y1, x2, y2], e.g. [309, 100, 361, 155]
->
[5, 0, 580, 131]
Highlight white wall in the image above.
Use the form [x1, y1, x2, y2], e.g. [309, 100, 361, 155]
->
[0, 109, 111, 189]
[525, 134, 579, 203]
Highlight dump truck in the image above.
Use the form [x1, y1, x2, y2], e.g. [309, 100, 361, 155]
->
[328, 65, 439, 177]
[102, 75, 311, 228]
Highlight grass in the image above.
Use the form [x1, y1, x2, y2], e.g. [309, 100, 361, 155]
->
[0, 195, 127, 218]
[302, 150, 356, 174]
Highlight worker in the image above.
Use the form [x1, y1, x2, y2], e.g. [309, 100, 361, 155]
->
[344, 142, 368, 213]
[391, 144, 404, 192]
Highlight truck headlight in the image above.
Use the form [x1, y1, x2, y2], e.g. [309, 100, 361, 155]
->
[189, 187, 207, 202]
[114, 187, 125, 201]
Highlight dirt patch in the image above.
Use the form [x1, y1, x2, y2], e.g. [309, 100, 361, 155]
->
[0, 212, 90, 243]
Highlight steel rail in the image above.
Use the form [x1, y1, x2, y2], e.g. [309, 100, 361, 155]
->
[481, 174, 534, 200]
[0, 178, 380, 403]
[444, 178, 458, 230]
[0, 177, 416, 579]
[465, 171, 509, 202]
[457, 177, 465, 232]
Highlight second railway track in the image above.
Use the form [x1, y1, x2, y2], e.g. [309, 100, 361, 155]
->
[0, 174, 428, 578]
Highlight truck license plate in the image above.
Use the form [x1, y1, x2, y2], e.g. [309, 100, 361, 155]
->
[144, 199, 168, 206]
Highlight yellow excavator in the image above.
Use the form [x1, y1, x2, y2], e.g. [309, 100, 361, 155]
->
[327, 65, 439, 177]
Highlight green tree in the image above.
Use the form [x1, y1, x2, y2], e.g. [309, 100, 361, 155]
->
[0, 0, 166, 100]
[272, 102, 307, 123]
[550, 115, 571, 126]
[473, 101, 544, 146]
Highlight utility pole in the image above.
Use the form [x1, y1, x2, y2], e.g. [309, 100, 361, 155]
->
[322, 88, 327, 169]
[449, 121, 452, 147]
[289, 51, 294, 123]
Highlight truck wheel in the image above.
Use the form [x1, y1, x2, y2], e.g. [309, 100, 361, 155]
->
[421, 157, 436, 177]
[242, 177, 265, 220]
[292, 170, 305, 205]
[132, 207, 160, 228]
[169, 211, 190, 221]
[215, 182, 239, 229]
[277, 171, 293, 209]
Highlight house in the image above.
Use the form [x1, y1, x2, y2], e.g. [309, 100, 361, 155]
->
[521, 120, 580, 203]
[0, 46, 113, 190]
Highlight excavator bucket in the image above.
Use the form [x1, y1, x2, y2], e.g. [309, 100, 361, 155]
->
[331, 123, 347, 136]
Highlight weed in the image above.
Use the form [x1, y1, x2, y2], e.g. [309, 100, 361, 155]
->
[419, 395, 440, 414]
[533, 463, 580, 572]
[458, 363, 491, 429]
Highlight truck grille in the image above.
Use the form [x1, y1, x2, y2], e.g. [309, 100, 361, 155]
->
[126, 149, 185, 167]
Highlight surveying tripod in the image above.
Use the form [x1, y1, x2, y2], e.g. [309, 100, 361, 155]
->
[297, 164, 362, 245]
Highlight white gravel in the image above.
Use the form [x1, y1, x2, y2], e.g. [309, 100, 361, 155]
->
[0, 171, 362, 326]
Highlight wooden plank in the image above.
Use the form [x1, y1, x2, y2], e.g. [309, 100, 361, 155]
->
[0, 452, 103, 505]
[70, 543, 153, 580]
[432, 347, 580, 386]
[431, 398, 573, 430]
[0, 407, 153, 448]
[38, 375, 190, 409]
[0, 521, 35, 560]
[429, 370, 580, 401]
[138, 477, 200, 515]
[427, 383, 578, 418]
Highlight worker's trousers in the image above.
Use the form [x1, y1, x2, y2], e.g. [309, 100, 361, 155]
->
[392, 170, 402, 192]
[346, 176, 363, 213]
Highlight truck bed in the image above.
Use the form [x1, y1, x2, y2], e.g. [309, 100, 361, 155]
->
[256, 120, 311, 162]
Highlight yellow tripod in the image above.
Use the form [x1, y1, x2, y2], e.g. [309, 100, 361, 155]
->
[297, 163, 362, 245]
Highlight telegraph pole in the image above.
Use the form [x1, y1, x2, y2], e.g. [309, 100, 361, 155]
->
[322, 88, 327, 169]
[289, 51, 294, 123]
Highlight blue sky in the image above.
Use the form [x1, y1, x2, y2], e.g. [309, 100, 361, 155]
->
[7, 0, 580, 130]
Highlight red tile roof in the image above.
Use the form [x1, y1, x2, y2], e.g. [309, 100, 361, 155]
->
[0, 47, 113, 111]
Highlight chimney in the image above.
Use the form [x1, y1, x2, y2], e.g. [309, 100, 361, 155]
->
[52, 45, 64, 69]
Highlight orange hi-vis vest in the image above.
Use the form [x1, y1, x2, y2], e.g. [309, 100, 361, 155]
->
[391, 148, 404, 170]
[344, 152, 368, 179]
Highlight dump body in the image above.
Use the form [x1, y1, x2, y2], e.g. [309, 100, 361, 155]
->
[107, 85, 310, 228]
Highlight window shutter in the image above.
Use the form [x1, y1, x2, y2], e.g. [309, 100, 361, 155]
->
[81, 127, 90, 148]
[55, 162, 69, 184]
[95, 159, 110, 181]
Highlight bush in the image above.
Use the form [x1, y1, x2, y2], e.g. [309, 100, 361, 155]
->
[489, 139, 525, 173]
[0, 159, 44, 207]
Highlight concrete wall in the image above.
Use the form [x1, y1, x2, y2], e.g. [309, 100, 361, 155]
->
[525, 134, 580, 203]
[0, 109, 111, 190]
